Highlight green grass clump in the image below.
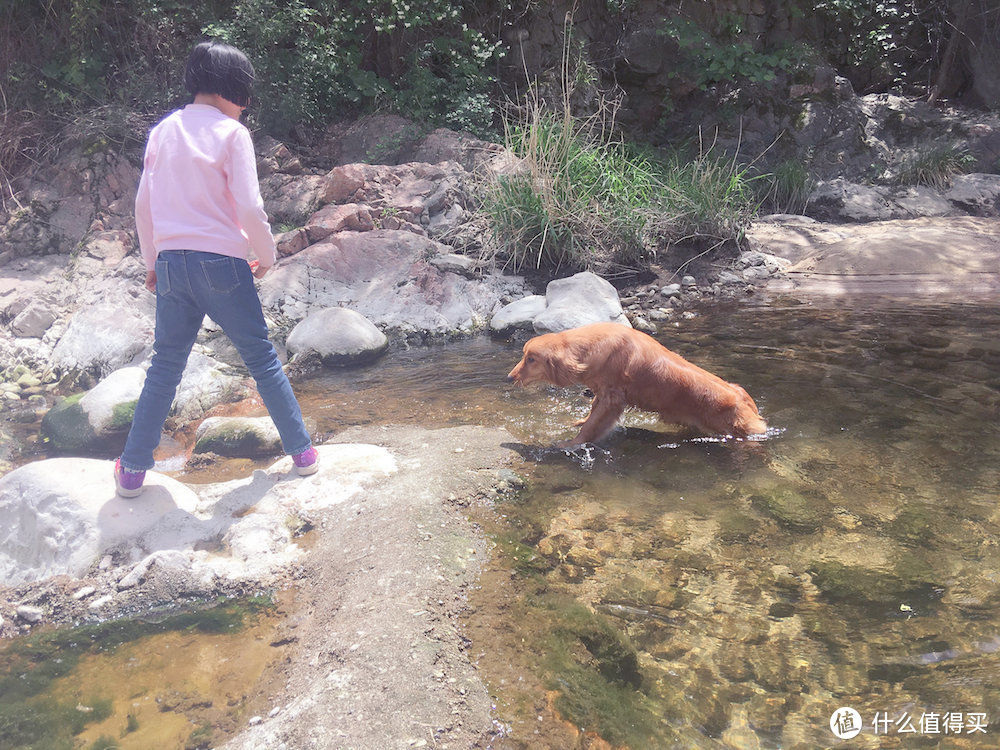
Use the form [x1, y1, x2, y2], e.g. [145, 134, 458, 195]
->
[894, 142, 975, 190]
[481, 105, 660, 274]
[756, 158, 816, 215]
[480, 99, 760, 275]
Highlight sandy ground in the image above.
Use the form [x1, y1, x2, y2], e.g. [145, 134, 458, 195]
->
[749, 215, 1000, 300]
[220, 424, 523, 750]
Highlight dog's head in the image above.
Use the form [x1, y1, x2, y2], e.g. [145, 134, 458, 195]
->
[507, 334, 581, 387]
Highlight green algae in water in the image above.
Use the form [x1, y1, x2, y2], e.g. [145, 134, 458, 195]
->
[496, 532, 554, 577]
[0, 596, 275, 749]
[808, 552, 940, 607]
[538, 596, 667, 747]
[750, 487, 830, 532]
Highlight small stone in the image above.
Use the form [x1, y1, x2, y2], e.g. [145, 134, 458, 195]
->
[248, 716, 263, 726]
[631, 316, 655, 332]
[718, 270, 743, 284]
[118, 561, 148, 590]
[681, 275, 697, 288]
[89, 595, 113, 611]
[660, 283, 682, 298]
[73, 586, 96, 600]
[15, 373, 41, 388]
[16, 605, 43, 623]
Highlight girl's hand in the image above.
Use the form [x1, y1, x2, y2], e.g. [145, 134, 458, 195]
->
[145, 270, 157, 293]
[250, 260, 270, 279]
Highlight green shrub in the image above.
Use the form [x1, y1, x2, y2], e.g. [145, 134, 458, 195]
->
[661, 14, 809, 92]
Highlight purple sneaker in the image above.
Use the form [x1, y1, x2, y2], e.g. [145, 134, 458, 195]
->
[292, 446, 319, 476]
[114, 457, 145, 498]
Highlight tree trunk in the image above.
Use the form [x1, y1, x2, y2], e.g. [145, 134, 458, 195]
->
[928, 0, 972, 105]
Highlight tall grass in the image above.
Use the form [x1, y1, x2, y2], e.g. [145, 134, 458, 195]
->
[480, 104, 661, 273]
[894, 142, 975, 190]
[755, 158, 815, 215]
[480, 105, 761, 274]
[657, 138, 761, 245]
[478, 7, 759, 276]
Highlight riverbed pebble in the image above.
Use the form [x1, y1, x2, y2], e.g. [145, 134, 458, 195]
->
[88, 594, 113, 611]
[73, 585, 96, 599]
[16, 604, 43, 623]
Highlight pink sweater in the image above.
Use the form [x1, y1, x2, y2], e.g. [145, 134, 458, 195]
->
[134, 103, 276, 272]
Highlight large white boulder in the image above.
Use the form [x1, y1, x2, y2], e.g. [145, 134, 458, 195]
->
[286, 307, 388, 366]
[0, 457, 199, 585]
[0, 443, 398, 587]
[532, 271, 632, 333]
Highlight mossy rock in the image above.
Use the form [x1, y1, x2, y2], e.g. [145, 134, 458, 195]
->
[717, 509, 761, 543]
[540, 600, 665, 746]
[547, 601, 643, 689]
[751, 487, 829, 532]
[193, 417, 282, 458]
[807, 557, 938, 605]
[110, 400, 137, 430]
[40, 395, 100, 452]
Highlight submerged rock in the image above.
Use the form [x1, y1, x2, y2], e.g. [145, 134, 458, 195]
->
[807, 558, 938, 605]
[750, 487, 830, 532]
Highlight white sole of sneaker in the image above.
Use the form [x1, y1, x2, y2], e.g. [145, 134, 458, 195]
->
[296, 462, 319, 476]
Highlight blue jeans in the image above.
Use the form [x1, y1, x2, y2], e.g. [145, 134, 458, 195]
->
[120, 250, 312, 471]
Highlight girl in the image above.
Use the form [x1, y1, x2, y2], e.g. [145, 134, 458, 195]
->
[115, 41, 317, 497]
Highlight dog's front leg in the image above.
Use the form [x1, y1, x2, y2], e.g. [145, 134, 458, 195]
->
[557, 390, 626, 447]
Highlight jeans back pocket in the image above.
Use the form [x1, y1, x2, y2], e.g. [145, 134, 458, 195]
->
[201, 256, 241, 294]
[155, 257, 172, 296]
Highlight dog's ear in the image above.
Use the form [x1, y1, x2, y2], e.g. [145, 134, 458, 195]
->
[545, 350, 585, 387]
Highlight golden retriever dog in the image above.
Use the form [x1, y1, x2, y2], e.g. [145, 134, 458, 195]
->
[507, 322, 767, 447]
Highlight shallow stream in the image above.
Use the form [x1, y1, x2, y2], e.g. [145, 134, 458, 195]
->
[4, 298, 1000, 748]
[294, 298, 1000, 748]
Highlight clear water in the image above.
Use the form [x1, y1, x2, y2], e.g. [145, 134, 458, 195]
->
[0, 597, 285, 749]
[298, 300, 1000, 747]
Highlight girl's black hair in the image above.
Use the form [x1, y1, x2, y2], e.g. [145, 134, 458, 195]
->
[184, 42, 255, 108]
